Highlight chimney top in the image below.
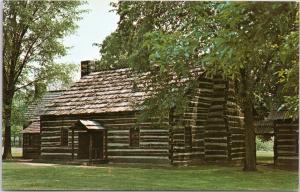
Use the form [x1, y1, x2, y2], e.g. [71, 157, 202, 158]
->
[81, 60, 96, 78]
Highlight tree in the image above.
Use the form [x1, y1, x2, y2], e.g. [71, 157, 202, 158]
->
[21, 63, 78, 103]
[10, 91, 27, 147]
[3, 1, 85, 159]
[202, 2, 298, 170]
[9, 62, 78, 151]
[99, 1, 298, 170]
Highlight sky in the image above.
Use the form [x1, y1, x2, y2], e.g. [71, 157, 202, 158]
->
[55, 0, 119, 75]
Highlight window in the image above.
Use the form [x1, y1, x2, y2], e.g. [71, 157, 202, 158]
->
[184, 127, 192, 149]
[129, 128, 140, 147]
[61, 128, 69, 146]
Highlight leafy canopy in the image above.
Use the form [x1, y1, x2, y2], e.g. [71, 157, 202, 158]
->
[99, 1, 298, 119]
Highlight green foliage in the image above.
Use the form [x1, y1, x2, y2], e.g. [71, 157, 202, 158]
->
[10, 62, 78, 135]
[99, 2, 218, 117]
[256, 137, 274, 151]
[11, 91, 28, 137]
[4, 0, 84, 127]
[206, 2, 299, 118]
[3, 0, 86, 98]
[23, 63, 79, 102]
[3, 1, 86, 158]
[99, 1, 298, 119]
[4, 1, 85, 79]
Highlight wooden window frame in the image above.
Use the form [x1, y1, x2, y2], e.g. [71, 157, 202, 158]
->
[129, 127, 140, 147]
[61, 128, 69, 146]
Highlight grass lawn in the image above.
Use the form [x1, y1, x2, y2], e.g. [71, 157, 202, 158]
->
[2, 162, 298, 191]
[257, 151, 274, 164]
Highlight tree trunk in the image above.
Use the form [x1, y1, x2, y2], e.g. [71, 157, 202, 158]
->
[3, 98, 13, 159]
[3, 78, 15, 159]
[240, 68, 256, 171]
[243, 98, 256, 171]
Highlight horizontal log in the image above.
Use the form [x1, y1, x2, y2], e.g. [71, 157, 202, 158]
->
[109, 155, 169, 160]
[108, 135, 129, 139]
[107, 138, 129, 143]
[205, 132, 228, 137]
[277, 156, 298, 160]
[108, 130, 129, 134]
[205, 155, 228, 160]
[205, 150, 228, 155]
[230, 153, 245, 158]
[140, 141, 169, 145]
[231, 148, 244, 154]
[140, 129, 169, 133]
[276, 146, 297, 151]
[42, 148, 72, 153]
[108, 151, 168, 156]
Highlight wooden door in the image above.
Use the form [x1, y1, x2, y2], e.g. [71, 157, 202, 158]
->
[78, 132, 89, 159]
[78, 131, 104, 159]
[92, 131, 103, 159]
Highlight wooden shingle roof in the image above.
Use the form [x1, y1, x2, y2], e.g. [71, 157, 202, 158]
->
[25, 90, 64, 122]
[44, 68, 203, 116]
[21, 121, 40, 134]
[44, 68, 148, 115]
[22, 90, 64, 134]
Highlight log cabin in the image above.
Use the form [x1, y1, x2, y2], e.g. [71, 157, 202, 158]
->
[255, 111, 299, 169]
[21, 90, 64, 158]
[40, 60, 245, 165]
[21, 121, 41, 158]
[270, 111, 299, 169]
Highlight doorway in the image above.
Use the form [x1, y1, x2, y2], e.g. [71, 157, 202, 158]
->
[256, 135, 274, 165]
[78, 131, 104, 159]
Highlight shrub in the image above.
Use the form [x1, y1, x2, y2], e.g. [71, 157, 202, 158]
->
[256, 136, 274, 151]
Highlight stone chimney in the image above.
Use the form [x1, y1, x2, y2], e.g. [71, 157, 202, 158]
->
[81, 60, 96, 78]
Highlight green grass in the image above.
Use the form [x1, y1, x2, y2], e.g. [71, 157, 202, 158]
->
[257, 151, 274, 164]
[3, 162, 298, 191]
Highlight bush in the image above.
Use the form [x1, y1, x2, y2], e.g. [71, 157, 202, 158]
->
[256, 136, 274, 151]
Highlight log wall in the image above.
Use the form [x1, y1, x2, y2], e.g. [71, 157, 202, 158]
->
[274, 119, 298, 168]
[40, 112, 170, 163]
[170, 79, 213, 165]
[204, 79, 244, 163]
[205, 79, 228, 162]
[170, 78, 245, 165]
[23, 133, 41, 159]
[225, 81, 245, 163]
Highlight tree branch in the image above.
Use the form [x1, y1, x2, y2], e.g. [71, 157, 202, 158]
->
[14, 72, 53, 92]
[13, 36, 40, 84]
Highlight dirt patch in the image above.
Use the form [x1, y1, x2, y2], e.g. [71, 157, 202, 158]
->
[19, 161, 110, 168]
[21, 162, 57, 167]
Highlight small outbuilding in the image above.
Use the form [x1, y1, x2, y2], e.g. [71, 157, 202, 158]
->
[270, 111, 299, 169]
[255, 111, 299, 169]
[21, 90, 64, 159]
[21, 121, 41, 158]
